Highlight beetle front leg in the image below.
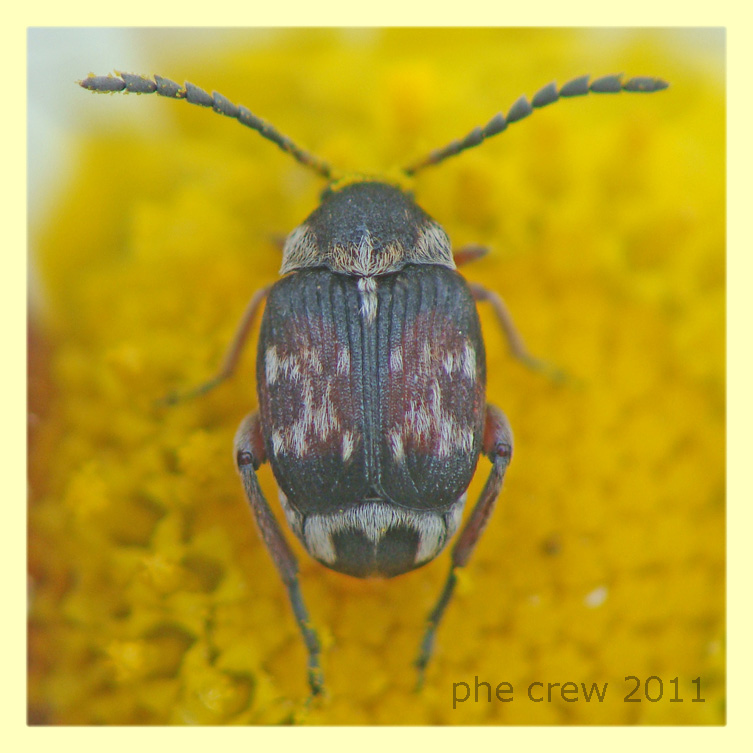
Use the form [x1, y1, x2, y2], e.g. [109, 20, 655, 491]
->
[161, 285, 270, 404]
[234, 412, 325, 698]
[415, 404, 513, 690]
[453, 243, 489, 267]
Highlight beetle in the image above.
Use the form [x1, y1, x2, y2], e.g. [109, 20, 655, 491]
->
[80, 70, 668, 696]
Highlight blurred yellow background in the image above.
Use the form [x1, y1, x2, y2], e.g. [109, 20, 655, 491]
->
[28, 28, 724, 724]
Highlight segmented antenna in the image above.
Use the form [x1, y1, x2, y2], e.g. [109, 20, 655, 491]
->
[403, 74, 669, 176]
[79, 72, 334, 180]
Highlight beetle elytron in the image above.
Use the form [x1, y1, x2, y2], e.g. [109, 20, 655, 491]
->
[81, 70, 667, 696]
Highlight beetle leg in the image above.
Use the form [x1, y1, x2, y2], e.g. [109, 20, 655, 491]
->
[468, 281, 566, 381]
[234, 411, 325, 697]
[161, 285, 270, 404]
[453, 243, 489, 267]
[415, 403, 513, 690]
[268, 232, 287, 251]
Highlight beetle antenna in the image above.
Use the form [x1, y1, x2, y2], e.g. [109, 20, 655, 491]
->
[403, 74, 669, 176]
[79, 72, 335, 181]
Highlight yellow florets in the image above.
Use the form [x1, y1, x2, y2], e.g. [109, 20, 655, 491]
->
[29, 28, 724, 724]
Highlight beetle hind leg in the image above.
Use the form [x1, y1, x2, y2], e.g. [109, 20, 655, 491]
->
[415, 404, 513, 690]
[234, 412, 325, 697]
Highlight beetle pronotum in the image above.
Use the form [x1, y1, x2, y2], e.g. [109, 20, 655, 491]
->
[80, 70, 668, 696]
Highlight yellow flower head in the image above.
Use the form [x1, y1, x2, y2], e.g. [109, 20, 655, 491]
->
[29, 28, 724, 725]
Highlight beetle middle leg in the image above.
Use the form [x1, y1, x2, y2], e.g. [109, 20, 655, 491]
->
[415, 404, 513, 690]
[468, 281, 567, 382]
[161, 285, 270, 404]
[234, 411, 325, 697]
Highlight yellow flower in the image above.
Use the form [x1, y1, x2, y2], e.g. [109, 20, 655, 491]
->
[29, 28, 724, 724]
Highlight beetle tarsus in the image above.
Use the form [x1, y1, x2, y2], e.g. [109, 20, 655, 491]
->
[415, 566, 458, 691]
[157, 375, 225, 406]
[518, 353, 571, 385]
[235, 412, 327, 697]
[414, 405, 513, 687]
[307, 662, 327, 699]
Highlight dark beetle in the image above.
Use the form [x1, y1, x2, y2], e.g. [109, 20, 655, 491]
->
[80, 70, 668, 696]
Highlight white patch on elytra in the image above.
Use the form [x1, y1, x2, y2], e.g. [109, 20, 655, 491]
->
[336, 348, 350, 376]
[461, 342, 476, 381]
[419, 340, 435, 370]
[341, 430, 355, 462]
[393, 376, 475, 459]
[289, 420, 309, 456]
[442, 352, 455, 375]
[390, 345, 403, 373]
[438, 340, 477, 381]
[302, 347, 323, 374]
[388, 428, 405, 463]
[265, 345, 302, 385]
[271, 430, 285, 456]
[269, 359, 351, 457]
